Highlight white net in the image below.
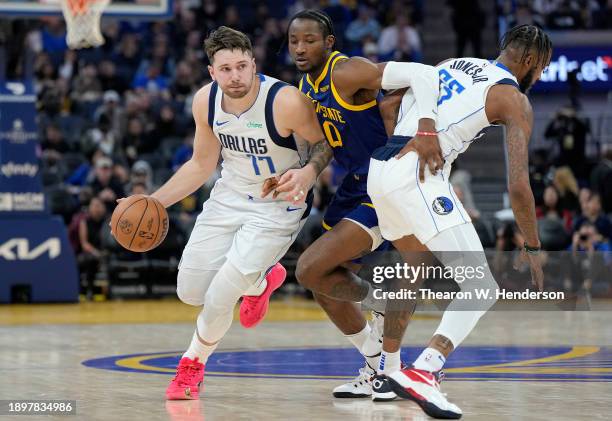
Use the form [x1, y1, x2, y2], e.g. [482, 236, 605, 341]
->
[61, 0, 110, 49]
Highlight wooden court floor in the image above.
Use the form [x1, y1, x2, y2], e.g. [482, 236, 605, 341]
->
[1, 299, 611, 420]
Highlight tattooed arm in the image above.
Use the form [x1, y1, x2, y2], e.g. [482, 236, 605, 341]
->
[486, 85, 539, 247]
[486, 84, 543, 289]
[261, 86, 332, 203]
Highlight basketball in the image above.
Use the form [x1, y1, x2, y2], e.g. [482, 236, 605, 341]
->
[110, 195, 169, 252]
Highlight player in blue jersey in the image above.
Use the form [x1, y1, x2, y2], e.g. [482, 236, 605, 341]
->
[263, 9, 444, 398]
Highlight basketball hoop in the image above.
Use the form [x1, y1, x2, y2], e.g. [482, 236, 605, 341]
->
[61, 0, 110, 49]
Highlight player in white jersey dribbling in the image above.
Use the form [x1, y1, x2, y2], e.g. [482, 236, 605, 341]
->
[144, 26, 332, 400]
[365, 25, 552, 418]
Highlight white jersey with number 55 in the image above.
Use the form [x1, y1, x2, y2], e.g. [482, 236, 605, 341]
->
[208, 74, 305, 196]
[393, 57, 520, 167]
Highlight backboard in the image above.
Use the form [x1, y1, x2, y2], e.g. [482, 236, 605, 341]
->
[0, 0, 173, 19]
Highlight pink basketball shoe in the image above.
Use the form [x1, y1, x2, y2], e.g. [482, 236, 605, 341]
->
[165, 357, 205, 400]
[239, 263, 287, 328]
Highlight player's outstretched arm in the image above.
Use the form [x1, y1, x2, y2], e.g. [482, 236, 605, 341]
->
[151, 85, 221, 208]
[333, 57, 439, 121]
[486, 84, 543, 290]
[262, 87, 331, 204]
[334, 57, 444, 180]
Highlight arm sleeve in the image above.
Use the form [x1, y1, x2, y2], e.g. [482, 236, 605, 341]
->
[381, 61, 439, 121]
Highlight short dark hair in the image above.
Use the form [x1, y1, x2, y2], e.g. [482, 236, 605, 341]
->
[286, 9, 336, 48]
[500, 24, 552, 67]
[204, 26, 253, 63]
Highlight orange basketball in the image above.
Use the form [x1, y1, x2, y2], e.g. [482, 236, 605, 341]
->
[110, 195, 169, 252]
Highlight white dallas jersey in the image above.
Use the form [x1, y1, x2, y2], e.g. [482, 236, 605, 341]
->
[394, 58, 519, 166]
[208, 74, 304, 196]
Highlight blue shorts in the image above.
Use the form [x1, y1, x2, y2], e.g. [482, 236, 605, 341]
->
[322, 173, 389, 252]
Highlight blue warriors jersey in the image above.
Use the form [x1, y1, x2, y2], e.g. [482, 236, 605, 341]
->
[299, 51, 388, 175]
[299, 51, 390, 253]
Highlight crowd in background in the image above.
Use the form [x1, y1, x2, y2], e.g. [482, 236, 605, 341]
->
[498, 0, 612, 30]
[0, 0, 610, 298]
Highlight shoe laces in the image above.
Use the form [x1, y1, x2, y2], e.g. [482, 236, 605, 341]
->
[352, 365, 375, 386]
[174, 360, 202, 385]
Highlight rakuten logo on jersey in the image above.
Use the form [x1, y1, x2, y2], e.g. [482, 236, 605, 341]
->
[541, 55, 611, 83]
[0, 162, 38, 178]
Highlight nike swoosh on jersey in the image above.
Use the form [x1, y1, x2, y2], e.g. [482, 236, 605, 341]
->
[286, 206, 302, 212]
[215, 120, 230, 126]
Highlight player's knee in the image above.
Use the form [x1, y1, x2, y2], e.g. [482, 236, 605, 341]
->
[176, 268, 210, 306]
[295, 252, 321, 290]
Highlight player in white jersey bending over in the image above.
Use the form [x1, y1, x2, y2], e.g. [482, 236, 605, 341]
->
[147, 26, 332, 400]
[365, 25, 552, 418]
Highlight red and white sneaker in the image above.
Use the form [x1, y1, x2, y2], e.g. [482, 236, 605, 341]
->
[239, 263, 287, 328]
[387, 368, 462, 419]
[165, 357, 205, 400]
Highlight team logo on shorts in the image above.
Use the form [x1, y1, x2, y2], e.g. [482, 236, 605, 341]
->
[432, 196, 453, 215]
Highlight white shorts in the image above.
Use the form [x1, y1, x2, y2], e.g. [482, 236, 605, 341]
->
[179, 180, 309, 275]
[367, 152, 471, 244]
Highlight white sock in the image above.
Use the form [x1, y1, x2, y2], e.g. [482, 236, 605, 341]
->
[183, 330, 218, 363]
[413, 347, 446, 372]
[345, 323, 371, 351]
[379, 350, 401, 375]
[361, 331, 382, 371]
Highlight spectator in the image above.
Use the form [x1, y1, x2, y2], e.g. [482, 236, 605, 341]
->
[529, 148, 553, 207]
[565, 221, 611, 294]
[544, 105, 590, 179]
[41, 123, 70, 159]
[447, 0, 485, 58]
[151, 104, 186, 141]
[547, 0, 584, 29]
[128, 160, 155, 193]
[98, 60, 129, 94]
[345, 6, 381, 55]
[136, 34, 175, 78]
[537, 185, 571, 250]
[592, 0, 612, 28]
[71, 63, 103, 103]
[77, 196, 107, 299]
[132, 63, 169, 95]
[123, 117, 151, 164]
[590, 148, 612, 213]
[112, 33, 141, 84]
[553, 166, 580, 216]
[40, 18, 68, 63]
[83, 114, 120, 159]
[507, 3, 545, 28]
[87, 156, 126, 211]
[573, 193, 612, 240]
[571, 221, 611, 254]
[378, 14, 422, 62]
[171, 61, 198, 102]
[199, 0, 221, 29]
[94, 90, 124, 139]
[172, 132, 194, 172]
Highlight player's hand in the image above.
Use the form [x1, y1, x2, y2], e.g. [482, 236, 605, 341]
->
[261, 166, 316, 204]
[395, 134, 444, 183]
[514, 249, 544, 291]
